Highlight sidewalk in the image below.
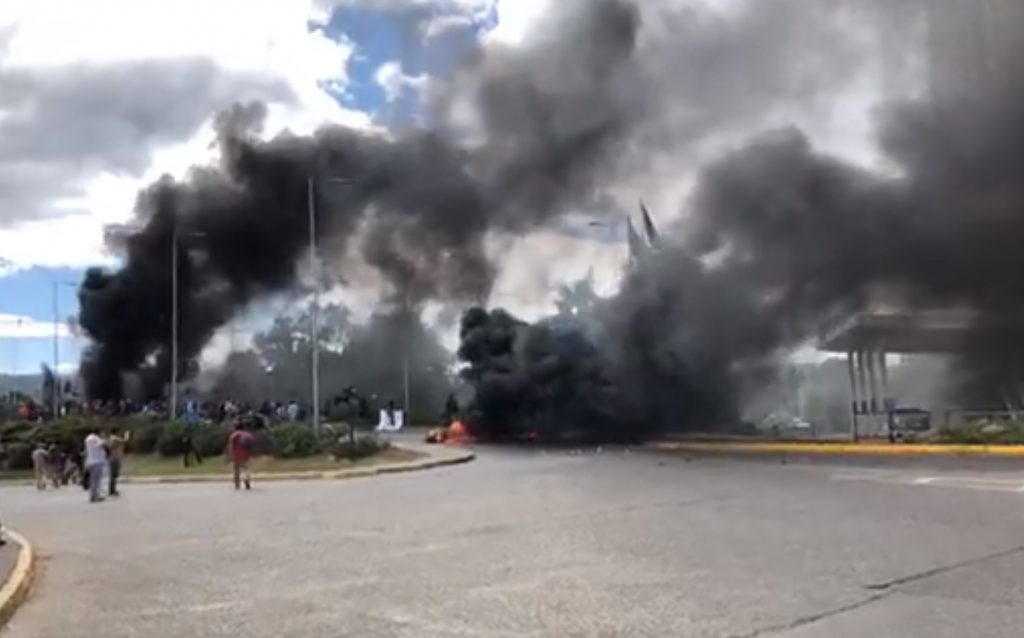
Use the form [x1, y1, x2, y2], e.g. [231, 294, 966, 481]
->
[0, 543, 17, 599]
[122, 442, 474, 484]
[0, 530, 34, 628]
[652, 440, 1024, 457]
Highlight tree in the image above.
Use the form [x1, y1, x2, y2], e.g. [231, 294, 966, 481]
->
[211, 302, 453, 422]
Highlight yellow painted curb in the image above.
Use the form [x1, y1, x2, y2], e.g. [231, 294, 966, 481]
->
[122, 449, 475, 485]
[654, 441, 1024, 457]
[0, 529, 35, 628]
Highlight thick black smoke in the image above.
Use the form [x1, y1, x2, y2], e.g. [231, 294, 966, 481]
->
[207, 302, 452, 419]
[457, 307, 631, 442]
[456, 1, 1024, 438]
[81, 0, 1024, 431]
[79, 0, 870, 400]
[78, 0, 651, 399]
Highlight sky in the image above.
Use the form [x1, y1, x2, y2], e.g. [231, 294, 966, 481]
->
[0, 0, 889, 375]
[0, 0, 563, 374]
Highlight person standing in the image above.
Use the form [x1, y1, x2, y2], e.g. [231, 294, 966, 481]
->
[83, 430, 107, 503]
[182, 421, 203, 468]
[46, 444, 64, 488]
[106, 431, 127, 497]
[226, 421, 254, 491]
[31, 443, 48, 490]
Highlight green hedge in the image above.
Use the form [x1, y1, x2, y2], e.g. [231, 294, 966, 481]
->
[268, 424, 319, 459]
[938, 422, 1024, 445]
[5, 443, 33, 471]
[328, 435, 390, 461]
[0, 417, 326, 465]
[127, 423, 162, 454]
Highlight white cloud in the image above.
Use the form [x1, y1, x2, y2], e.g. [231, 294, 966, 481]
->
[0, 0, 370, 271]
[422, 14, 474, 40]
[0, 313, 72, 339]
[374, 60, 428, 103]
[199, 319, 256, 370]
[485, 0, 550, 45]
[321, 0, 494, 18]
[487, 228, 627, 321]
[1, 1, 347, 73]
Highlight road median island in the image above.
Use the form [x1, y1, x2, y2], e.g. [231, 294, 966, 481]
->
[0, 529, 35, 628]
[653, 440, 1024, 457]
[123, 445, 475, 484]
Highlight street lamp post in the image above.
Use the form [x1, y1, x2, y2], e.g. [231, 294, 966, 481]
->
[171, 224, 179, 421]
[51, 280, 76, 417]
[307, 178, 320, 437]
[307, 176, 358, 437]
[52, 282, 60, 416]
[169, 226, 207, 421]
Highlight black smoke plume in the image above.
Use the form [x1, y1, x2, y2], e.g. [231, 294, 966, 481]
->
[79, 0, 861, 400]
[78, 0, 653, 399]
[456, 1, 1024, 439]
[80, 0, 1024, 433]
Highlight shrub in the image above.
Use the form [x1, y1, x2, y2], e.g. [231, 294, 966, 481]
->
[938, 421, 1024, 445]
[195, 426, 229, 457]
[156, 422, 190, 457]
[248, 429, 273, 457]
[269, 424, 319, 459]
[998, 424, 1024, 445]
[328, 435, 390, 461]
[5, 442, 34, 471]
[28, 420, 94, 451]
[127, 423, 163, 454]
[0, 421, 34, 442]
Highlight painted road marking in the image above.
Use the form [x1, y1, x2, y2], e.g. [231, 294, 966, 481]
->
[830, 471, 1024, 494]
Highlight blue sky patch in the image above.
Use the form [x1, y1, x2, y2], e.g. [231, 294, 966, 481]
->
[0, 3, 495, 374]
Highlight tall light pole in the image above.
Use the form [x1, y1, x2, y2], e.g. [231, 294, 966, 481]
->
[51, 280, 76, 417]
[307, 178, 320, 436]
[12, 317, 21, 379]
[402, 355, 410, 420]
[169, 226, 206, 421]
[52, 282, 59, 416]
[307, 176, 357, 437]
[171, 223, 179, 421]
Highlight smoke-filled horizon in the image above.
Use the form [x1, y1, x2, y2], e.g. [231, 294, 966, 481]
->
[78, 0, 1024, 426]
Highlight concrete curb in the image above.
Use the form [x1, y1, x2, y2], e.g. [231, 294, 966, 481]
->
[120, 448, 475, 485]
[0, 529, 35, 628]
[653, 441, 1024, 458]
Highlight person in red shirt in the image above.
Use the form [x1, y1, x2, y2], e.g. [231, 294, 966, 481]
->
[226, 421, 255, 490]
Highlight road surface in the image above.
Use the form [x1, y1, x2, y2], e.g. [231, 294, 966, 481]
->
[4, 446, 1024, 637]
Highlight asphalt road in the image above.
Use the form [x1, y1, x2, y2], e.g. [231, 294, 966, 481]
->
[3, 446, 1024, 638]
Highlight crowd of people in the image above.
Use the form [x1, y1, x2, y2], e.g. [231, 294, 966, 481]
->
[26, 418, 258, 501]
[0, 393, 324, 427]
[29, 429, 126, 502]
[0, 384, 456, 506]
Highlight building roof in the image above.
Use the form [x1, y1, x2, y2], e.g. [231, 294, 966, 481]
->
[818, 309, 982, 354]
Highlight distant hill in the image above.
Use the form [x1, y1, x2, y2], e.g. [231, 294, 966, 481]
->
[0, 374, 44, 400]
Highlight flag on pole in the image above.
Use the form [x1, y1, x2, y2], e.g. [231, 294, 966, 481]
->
[626, 216, 647, 267]
[639, 200, 660, 249]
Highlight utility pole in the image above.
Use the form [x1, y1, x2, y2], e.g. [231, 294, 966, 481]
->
[51, 282, 60, 417]
[403, 355, 410, 422]
[306, 175, 359, 436]
[308, 177, 321, 437]
[170, 224, 179, 421]
[12, 318, 21, 379]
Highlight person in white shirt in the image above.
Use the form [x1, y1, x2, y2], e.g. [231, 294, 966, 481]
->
[83, 431, 107, 503]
